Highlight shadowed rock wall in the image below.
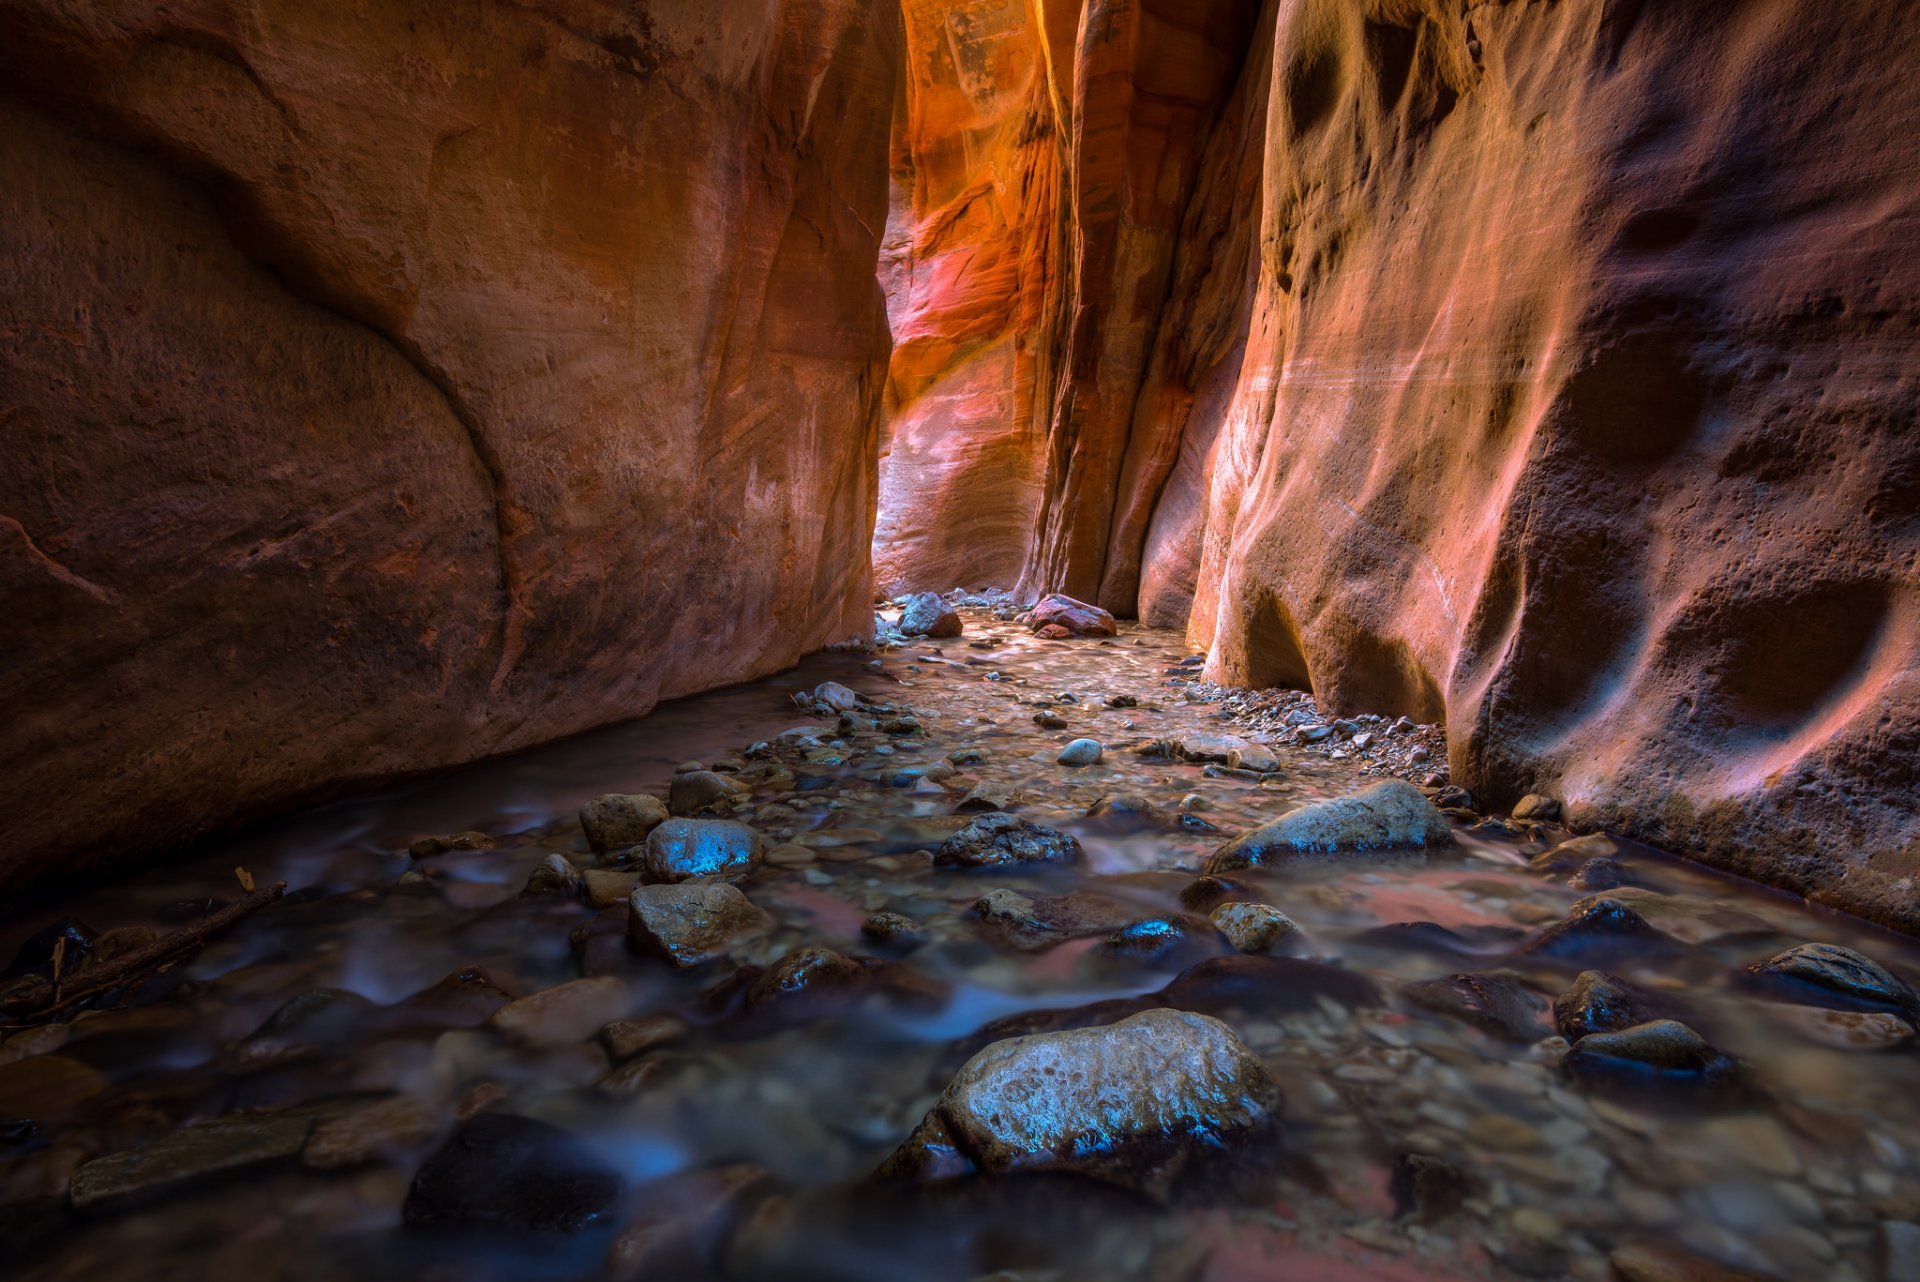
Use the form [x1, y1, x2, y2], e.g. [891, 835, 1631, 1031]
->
[882, 0, 1920, 928]
[0, 0, 900, 894]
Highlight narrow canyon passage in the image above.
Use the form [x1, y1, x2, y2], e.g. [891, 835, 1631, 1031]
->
[6, 605, 1920, 1282]
[3, 0, 1920, 1280]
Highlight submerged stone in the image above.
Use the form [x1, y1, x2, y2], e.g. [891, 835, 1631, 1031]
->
[1402, 972, 1550, 1043]
[1206, 781, 1452, 872]
[402, 1113, 623, 1233]
[70, 1114, 311, 1209]
[876, 1008, 1280, 1199]
[1745, 941, 1919, 1016]
[1552, 970, 1675, 1041]
[934, 813, 1082, 868]
[524, 853, 583, 897]
[642, 818, 763, 883]
[628, 882, 773, 968]
[1160, 955, 1382, 1015]
[1562, 1020, 1749, 1096]
[1522, 895, 1666, 959]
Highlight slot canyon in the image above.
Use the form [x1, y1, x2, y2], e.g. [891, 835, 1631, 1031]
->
[2, 1, 1919, 1279]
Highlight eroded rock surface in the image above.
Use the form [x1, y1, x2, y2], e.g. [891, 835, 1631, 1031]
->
[877, 1008, 1281, 1199]
[0, 0, 900, 896]
[874, 0, 1920, 931]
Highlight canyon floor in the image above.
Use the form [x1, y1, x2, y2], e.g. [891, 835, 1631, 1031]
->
[2, 606, 1918, 1282]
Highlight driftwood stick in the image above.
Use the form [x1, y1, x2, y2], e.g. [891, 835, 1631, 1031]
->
[3, 881, 286, 1028]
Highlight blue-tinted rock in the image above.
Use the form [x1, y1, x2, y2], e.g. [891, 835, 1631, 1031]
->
[642, 818, 762, 883]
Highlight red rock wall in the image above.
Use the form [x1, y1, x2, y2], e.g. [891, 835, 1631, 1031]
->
[0, 0, 899, 894]
[884, 0, 1920, 927]
[876, 0, 1068, 593]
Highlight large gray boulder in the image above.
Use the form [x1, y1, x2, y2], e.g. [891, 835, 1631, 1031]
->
[1207, 780, 1451, 872]
[876, 1008, 1281, 1199]
[898, 592, 962, 638]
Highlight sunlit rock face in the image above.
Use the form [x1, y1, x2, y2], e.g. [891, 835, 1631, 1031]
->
[0, 0, 899, 894]
[876, 0, 1069, 593]
[885, 0, 1920, 927]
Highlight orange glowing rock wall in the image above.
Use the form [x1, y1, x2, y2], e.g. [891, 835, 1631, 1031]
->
[881, 0, 1920, 926]
[0, 0, 899, 894]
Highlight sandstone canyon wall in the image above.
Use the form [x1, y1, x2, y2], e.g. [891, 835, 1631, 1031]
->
[881, 0, 1920, 928]
[0, 0, 900, 895]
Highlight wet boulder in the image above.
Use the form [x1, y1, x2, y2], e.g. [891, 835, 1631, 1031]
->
[1209, 903, 1298, 955]
[488, 977, 630, 1046]
[877, 1009, 1281, 1200]
[1085, 794, 1172, 831]
[1026, 594, 1118, 638]
[1744, 942, 1920, 1017]
[1056, 738, 1103, 766]
[1561, 1020, 1749, 1097]
[628, 882, 773, 968]
[1098, 915, 1215, 966]
[580, 794, 669, 853]
[810, 681, 861, 713]
[1160, 955, 1382, 1016]
[1552, 970, 1676, 1041]
[860, 912, 926, 949]
[402, 1113, 623, 1233]
[745, 947, 868, 1011]
[1521, 895, 1667, 959]
[393, 967, 514, 1029]
[934, 813, 1082, 869]
[669, 771, 750, 817]
[409, 831, 495, 858]
[1510, 794, 1562, 822]
[234, 988, 378, 1068]
[524, 853, 583, 897]
[1206, 781, 1452, 873]
[642, 818, 763, 883]
[899, 592, 962, 639]
[1402, 972, 1551, 1043]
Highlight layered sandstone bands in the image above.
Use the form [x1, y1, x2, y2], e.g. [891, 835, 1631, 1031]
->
[883, 0, 1920, 927]
[0, 0, 899, 893]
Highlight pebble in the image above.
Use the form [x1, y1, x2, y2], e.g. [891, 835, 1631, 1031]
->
[1056, 738, 1103, 766]
[1209, 902, 1297, 953]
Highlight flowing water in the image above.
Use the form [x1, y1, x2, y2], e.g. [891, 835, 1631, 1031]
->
[2, 611, 1917, 1282]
